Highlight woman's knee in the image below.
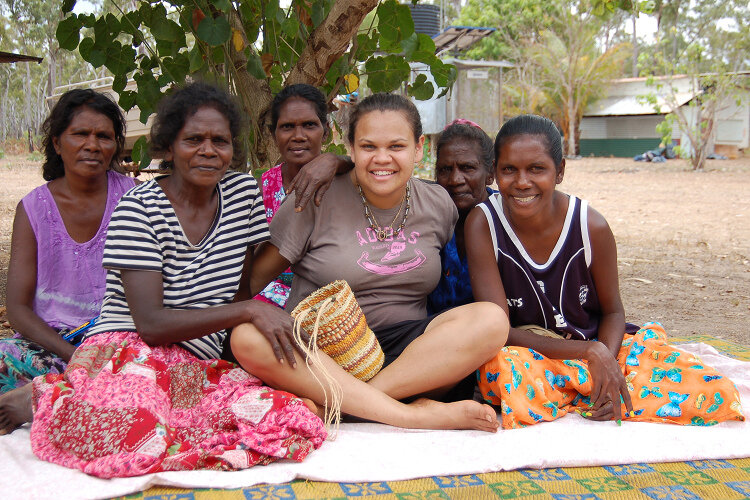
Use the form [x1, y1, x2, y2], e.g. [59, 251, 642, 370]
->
[464, 302, 509, 350]
[230, 323, 276, 372]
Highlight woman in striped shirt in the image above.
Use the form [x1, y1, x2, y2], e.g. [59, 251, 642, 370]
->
[0, 83, 328, 477]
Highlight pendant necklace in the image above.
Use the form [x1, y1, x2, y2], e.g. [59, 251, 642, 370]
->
[357, 181, 411, 241]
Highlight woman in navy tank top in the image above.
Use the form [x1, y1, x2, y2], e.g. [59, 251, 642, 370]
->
[464, 115, 743, 429]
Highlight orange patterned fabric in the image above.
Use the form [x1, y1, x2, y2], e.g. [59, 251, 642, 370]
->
[478, 322, 745, 429]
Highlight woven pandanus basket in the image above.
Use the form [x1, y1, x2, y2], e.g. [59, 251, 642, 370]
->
[291, 280, 384, 381]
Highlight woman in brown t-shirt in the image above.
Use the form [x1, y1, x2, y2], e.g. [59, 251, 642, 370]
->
[231, 93, 509, 432]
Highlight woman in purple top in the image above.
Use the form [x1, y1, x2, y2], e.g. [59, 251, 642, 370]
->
[0, 89, 135, 393]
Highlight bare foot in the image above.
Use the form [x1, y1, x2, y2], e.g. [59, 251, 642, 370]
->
[406, 398, 499, 432]
[301, 397, 326, 420]
[0, 384, 33, 435]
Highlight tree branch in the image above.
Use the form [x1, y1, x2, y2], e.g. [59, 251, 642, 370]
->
[286, 0, 379, 86]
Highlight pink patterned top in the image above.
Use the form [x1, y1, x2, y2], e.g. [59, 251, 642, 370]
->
[255, 164, 292, 308]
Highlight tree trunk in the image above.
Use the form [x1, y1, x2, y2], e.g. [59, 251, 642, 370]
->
[0, 73, 8, 142]
[631, 11, 638, 77]
[567, 95, 576, 156]
[286, 0, 380, 86]
[226, 0, 380, 171]
[25, 62, 33, 152]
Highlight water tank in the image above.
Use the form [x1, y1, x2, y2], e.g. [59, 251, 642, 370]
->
[408, 4, 441, 37]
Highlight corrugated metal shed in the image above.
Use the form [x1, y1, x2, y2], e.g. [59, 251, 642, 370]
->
[584, 76, 700, 117]
[586, 92, 696, 116]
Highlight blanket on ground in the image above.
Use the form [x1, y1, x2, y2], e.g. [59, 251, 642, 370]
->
[1, 342, 748, 500]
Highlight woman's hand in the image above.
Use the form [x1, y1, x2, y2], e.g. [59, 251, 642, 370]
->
[583, 341, 632, 421]
[288, 153, 352, 211]
[246, 300, 308, 368]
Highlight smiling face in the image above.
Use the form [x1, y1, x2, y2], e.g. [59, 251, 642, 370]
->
[436, 138, 494, 216]
[274, 96, 326, 170]
[351, 110, 424, 209]
[495, 134, 564, 218]
[52, 106, 117, 178]
[165, 106, 233, 189]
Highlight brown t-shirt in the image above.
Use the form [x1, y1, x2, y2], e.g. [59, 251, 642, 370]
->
[270, 174, 458, 330]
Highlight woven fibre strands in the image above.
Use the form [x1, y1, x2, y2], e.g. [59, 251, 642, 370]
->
[291, 280, 386, 437]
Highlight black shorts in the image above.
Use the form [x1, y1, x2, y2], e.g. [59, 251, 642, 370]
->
[374, 315, 436, 368]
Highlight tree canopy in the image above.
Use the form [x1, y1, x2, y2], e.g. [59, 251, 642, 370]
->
[53, 0, 458, 170]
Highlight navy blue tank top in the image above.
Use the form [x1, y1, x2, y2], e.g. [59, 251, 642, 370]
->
[479, 194, 602, 340]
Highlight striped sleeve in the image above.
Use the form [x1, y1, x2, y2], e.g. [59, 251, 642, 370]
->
[102, 194, 162, 272]
[246, 174, 270, 247]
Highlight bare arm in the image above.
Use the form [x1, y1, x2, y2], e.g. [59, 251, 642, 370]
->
[124, 245, 301, 366]
[6, 202, 76, 361]
[249, 241, 292, 296]
[585, 205, 632, 418]
[287, 152, 353, 211]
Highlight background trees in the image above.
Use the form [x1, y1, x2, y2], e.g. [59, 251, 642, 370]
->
[1, 0, 747, 167]
[456, 0, 749, 161]
[0, 0, 100, 150]
[456, 0, 630, 155]
[639, 0, 749, 170]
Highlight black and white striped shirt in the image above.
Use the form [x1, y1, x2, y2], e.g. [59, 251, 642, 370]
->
[86, 171, 269, 359]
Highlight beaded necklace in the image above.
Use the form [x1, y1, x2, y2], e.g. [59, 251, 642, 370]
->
[357, 180, 411, 241]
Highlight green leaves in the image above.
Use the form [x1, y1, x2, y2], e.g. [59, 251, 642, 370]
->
[246, 51, 267, 79]
[53, 0, 458, 173]
[377, 0, 414, 45]
[196, 16, 231, 46]
[61, 0, 77, 14]
[151, 16, 184, 42]
[407, 73, 435, 100]
[104, 41, 137, 76]
[56, 15, 81, 51]
[131, 136, 152, 170]
[365, 55, 411, 93]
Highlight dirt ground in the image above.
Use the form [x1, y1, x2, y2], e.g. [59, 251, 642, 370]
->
[0, 154, 748, 346]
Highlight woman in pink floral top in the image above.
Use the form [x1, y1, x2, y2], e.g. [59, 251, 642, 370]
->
[256, 84, 345, 308]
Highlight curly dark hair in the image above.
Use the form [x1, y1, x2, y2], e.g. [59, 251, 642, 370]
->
[347, 93, 422, 144]
[436, 122, 494, 175]
[269, 83, 329, 134]
[494, 114, 564, 171]
[41, 89, 126, 181]
[150, 82, 243, 170]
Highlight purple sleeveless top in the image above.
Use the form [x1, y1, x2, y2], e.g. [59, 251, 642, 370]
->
[21, 171, 136, 330]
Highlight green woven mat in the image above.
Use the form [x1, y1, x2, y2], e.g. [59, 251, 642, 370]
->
[121, 336, 749, 500]
[122, 458, 750, 499]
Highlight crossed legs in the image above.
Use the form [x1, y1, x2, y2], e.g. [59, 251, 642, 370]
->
[230, 301, 508, 432]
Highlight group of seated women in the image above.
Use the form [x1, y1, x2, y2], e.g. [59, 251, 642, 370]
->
[0, 81, 743, 478]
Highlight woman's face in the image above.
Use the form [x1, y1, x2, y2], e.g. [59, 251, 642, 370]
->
[351, 110, 424, 209]
[52, 106, 117, 178]
[166, 106, 233, 189]
[435, 138, 493, 216]
[495, 134, 563, 218]
[274, 96, 326, 170]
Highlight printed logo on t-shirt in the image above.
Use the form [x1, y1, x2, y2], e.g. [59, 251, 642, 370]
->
[537, 280, 546, 294]
[579, 285, 589, 305]
[355, 228, 425, 275]
[507, 297, 523, 308]
[554, 313, 567, 328]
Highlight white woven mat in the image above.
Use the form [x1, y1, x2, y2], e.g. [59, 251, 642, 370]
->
[1, 342, 748, 500]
